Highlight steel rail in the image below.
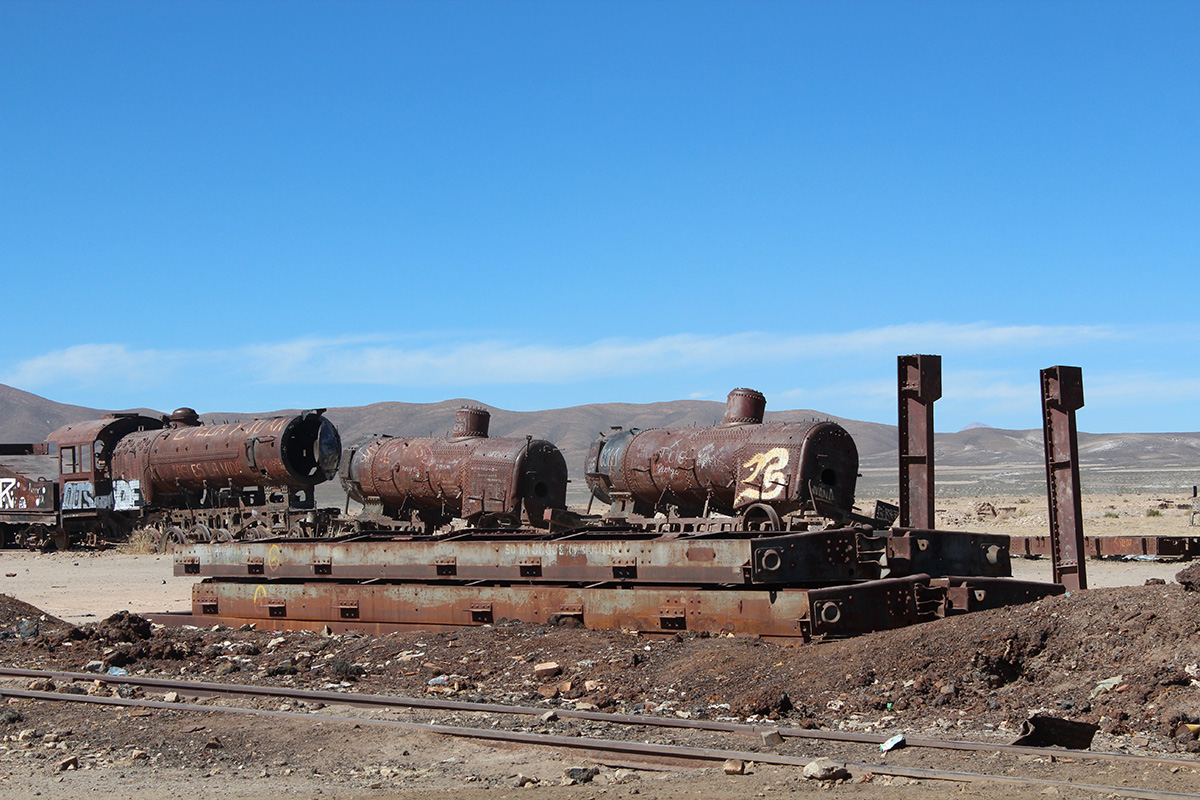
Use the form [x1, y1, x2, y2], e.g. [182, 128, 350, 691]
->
[0, 687, 1194, 800]
[2, 667, 1196, 770]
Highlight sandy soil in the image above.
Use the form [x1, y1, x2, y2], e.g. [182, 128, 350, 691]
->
[2, 493, 1200, 799]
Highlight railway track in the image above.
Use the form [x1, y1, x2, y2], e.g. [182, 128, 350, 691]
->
[2, 667, 1197, 798]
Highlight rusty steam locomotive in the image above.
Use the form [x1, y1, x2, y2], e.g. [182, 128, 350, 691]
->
[341, 406, 569, 532]
[0, 408, 341, 550]
[1, 388, 864, 549]
[585, 388, 859, 529]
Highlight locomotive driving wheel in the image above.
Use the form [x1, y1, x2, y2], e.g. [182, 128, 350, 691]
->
[741, 503, 783, 532]
[188, 523, 213, 543]
[159, 526, 188, 553]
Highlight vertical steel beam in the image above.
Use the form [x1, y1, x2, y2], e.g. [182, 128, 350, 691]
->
[898, 355, 941, 530]
[1041, 365, 1087, 590]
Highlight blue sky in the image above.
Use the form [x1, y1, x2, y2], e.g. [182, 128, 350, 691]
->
[2, 1, 1197, 433]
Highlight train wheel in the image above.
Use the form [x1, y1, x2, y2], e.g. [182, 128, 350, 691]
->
[211, 528, 234, 543]
[188, 523, 212, 543]
[245, 523, 272, 541]
[159, 526, 188, 553]
[742, 503, 783, 532]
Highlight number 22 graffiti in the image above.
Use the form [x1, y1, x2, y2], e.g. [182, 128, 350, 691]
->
[736, 448, 790, 505]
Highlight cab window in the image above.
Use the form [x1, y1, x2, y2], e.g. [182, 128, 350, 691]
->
[79, 443, 93, 473]
[60, 446, 77, 475]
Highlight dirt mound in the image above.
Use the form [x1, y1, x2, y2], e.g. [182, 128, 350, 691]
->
[4, 583, 1200, 750]
[0, 593, 71, 643]
[92, 610, 154, 643]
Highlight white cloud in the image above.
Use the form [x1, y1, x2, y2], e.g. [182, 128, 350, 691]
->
[0, 322, 1118, 395]
[2, 344, 185, 390]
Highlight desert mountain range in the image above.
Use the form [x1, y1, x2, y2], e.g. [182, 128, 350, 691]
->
[3, 383, 1200, 503]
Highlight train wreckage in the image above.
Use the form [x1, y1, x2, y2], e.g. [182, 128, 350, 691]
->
[127, 355, 1103, 641]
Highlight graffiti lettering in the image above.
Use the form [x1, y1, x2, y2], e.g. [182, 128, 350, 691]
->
[0, 478, 16, 509]
[113, 479, 144, 511]
[61, 481, 110, 510]
[736, 448, 790, 505]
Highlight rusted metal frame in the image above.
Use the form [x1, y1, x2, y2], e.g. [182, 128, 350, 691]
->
[185, 580, 817, 638]
[898, 355, 941, 530]
[175, 569, 1062, 639]
[884, 529, 1011, 579]
[183, 527, 1016, 587]
[1041, 366, 1088, 590]
[1009, 534, 1200, 560]
[1, 689, 1194, 799]
[4, 667, 1197, 770]
[176, 538, 751, 585]
[940, 576, 1065, 614]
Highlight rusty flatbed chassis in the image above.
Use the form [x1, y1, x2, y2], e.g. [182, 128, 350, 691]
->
[148, 572, 1061, 640]
[174, 526, 1015, 585]
[1010, 534, 1200, 560]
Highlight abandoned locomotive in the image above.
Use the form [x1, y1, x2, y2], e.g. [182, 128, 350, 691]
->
[0, 408, 341, 550]
[586, 388, 859, 529]
[341, 406, 569, 531]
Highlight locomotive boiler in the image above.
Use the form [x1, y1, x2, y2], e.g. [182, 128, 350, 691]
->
[110, 407, 341, 507]
[586, 388, 858, 526]
[341, 407, 568, 531]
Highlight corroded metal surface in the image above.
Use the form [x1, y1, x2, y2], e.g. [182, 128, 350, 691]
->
[586, 389, 858, 520]
[181, 572, 1062, 640]
[110, 410, 341, 507]
[175, 526, 1018, 586]
[1010, 534, 1200, 560]
[898, 354, 941, 530]
[191, 580, 816, 637]
[341, 407, 567, 529]
[1041, 366, 1087, 590]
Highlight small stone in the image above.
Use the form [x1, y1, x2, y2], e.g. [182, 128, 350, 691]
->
[205, 737, 223, 750]
[515, 773, 536, 787]
[536, 684, 559, 699]
[84, 661, 104, 674]
[57, 755, 79, 771]
[574, 701, 599, 712]
[803, 757, 849, 781]
[563, 766, 598, 784]
[761, 730, 784, 747]
[533, 662, 562, 679]
[267, 636, 286, 649]
[611, 768, 640, 784]
[723, 759, 745, 775]
[163, 692, 180, 703]
[17, 729, 39, 741]
[539, 711, 558, 722]
[583, 680, 603, 692]
[130, 749, 149, 760]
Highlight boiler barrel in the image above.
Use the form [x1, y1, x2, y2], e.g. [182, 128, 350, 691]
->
[113, 410, 341, 496]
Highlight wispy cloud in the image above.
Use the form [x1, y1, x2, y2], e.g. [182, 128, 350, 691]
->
[1, 323, 1116, 395]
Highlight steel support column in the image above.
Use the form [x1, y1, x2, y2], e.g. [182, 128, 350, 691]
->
[898, 355, 941, 530]
[1041, 365, 1087, 590]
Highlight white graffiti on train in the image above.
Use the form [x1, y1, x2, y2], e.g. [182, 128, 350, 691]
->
[0, 478, 16, 510]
